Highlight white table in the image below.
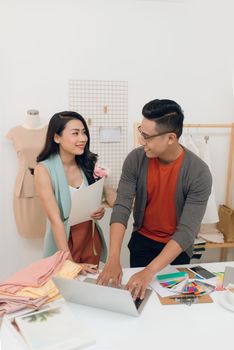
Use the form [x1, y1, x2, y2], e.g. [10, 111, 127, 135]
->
[1, 262, 234, 350]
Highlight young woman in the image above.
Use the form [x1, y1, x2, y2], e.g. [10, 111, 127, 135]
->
[35, 111, 107, 273]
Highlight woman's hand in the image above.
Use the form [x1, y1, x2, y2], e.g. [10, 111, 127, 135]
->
[91, 206, 105, 220]
[79, 264, 99, 275]
[67, 252, 74, 262]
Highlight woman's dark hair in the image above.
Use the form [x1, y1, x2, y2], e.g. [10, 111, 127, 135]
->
[37, 111, 97, 184]
[142, 99, 184, 138]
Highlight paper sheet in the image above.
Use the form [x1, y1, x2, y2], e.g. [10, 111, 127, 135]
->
[68, 177, 104, 226]
[149, 265, 180, 298]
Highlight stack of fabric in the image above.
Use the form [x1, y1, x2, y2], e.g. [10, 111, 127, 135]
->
[0, 250, 82, 316]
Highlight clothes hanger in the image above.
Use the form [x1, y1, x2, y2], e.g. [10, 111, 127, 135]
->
[204, 135, 209, 144]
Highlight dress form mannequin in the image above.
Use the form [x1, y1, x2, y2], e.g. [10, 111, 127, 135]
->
[22, 109, 42, 129]
[6, 111, 47, 238]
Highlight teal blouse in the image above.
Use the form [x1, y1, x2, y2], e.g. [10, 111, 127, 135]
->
[41, 153, 107, 262]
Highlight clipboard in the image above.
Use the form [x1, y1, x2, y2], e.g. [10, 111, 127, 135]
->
[156, 268, 213, 305]
[157, 293, 213, 305]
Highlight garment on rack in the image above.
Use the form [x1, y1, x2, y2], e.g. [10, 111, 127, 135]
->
[6, 125, 47, 237]
[179, 134, 186, 148]
[183, 134, 200, 156]
[195, 136, 219, 224]
[181, 132, 219, 224]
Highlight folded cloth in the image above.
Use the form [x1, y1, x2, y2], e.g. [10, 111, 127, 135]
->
[198, 233, 224, 243]
[12, 260, 82, 302]
[0, 257, 83, 315]
[0, 295, 48, 316]
[55, 259, 83, 279]
[0, 251, 82, 315]
[0, 250, 69, 294]
[14, 280, 59, 301]
[198, 231, 224, 244]
[198, 224, 224, 243]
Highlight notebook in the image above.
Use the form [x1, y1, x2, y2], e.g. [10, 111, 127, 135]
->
[14, 303, 95, 350]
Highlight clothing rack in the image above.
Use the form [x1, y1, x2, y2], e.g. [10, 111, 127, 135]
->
[183, 123, 234, 208]
[183, 123, 234, 261]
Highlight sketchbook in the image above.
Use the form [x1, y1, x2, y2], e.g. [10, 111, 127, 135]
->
[14, 304, 95, 350]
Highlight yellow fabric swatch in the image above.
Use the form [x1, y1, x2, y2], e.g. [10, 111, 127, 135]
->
[12, 260, 82, 302]
[55, 260, 83, 279]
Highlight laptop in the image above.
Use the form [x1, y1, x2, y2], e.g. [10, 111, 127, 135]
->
[223, 266, 234, 288]
[52, 276, 152, 317]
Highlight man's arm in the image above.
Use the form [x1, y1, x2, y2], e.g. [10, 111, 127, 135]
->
[172, 161, 212, 252]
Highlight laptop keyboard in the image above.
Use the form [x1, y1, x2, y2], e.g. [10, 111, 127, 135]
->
[84, 278, 144, 309]
[134, 297, 144, 309]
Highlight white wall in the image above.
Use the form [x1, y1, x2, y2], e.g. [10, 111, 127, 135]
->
[0, 0, 234, 280]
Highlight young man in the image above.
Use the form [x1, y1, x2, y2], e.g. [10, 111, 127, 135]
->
[97, 99, 212, 300]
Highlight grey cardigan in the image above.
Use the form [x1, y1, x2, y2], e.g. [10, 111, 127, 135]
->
[110, 146, 212, 257]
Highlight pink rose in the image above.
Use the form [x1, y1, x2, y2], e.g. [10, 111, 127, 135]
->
[94, 165, 109, 179]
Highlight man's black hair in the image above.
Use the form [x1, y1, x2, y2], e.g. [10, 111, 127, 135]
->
[142, 99, 184, 138]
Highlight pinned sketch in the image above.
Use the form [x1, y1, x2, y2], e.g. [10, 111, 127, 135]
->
[99, 126, 121, 143]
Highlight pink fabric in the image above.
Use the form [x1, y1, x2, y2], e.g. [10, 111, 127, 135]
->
[0, 250, 69, 294]
[0, 295, 48, 316]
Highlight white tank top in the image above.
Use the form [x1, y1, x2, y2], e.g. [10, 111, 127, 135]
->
[69, 179, 85, 198]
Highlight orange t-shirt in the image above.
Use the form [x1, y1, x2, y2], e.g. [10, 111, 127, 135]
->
[139, 149, 184, 243]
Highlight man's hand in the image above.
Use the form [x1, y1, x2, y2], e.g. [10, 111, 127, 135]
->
[96, 259, 122, 287]
[126, 267, 154, 300]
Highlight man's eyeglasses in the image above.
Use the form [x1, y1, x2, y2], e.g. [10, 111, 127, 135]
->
[137, 125, 174, 141]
